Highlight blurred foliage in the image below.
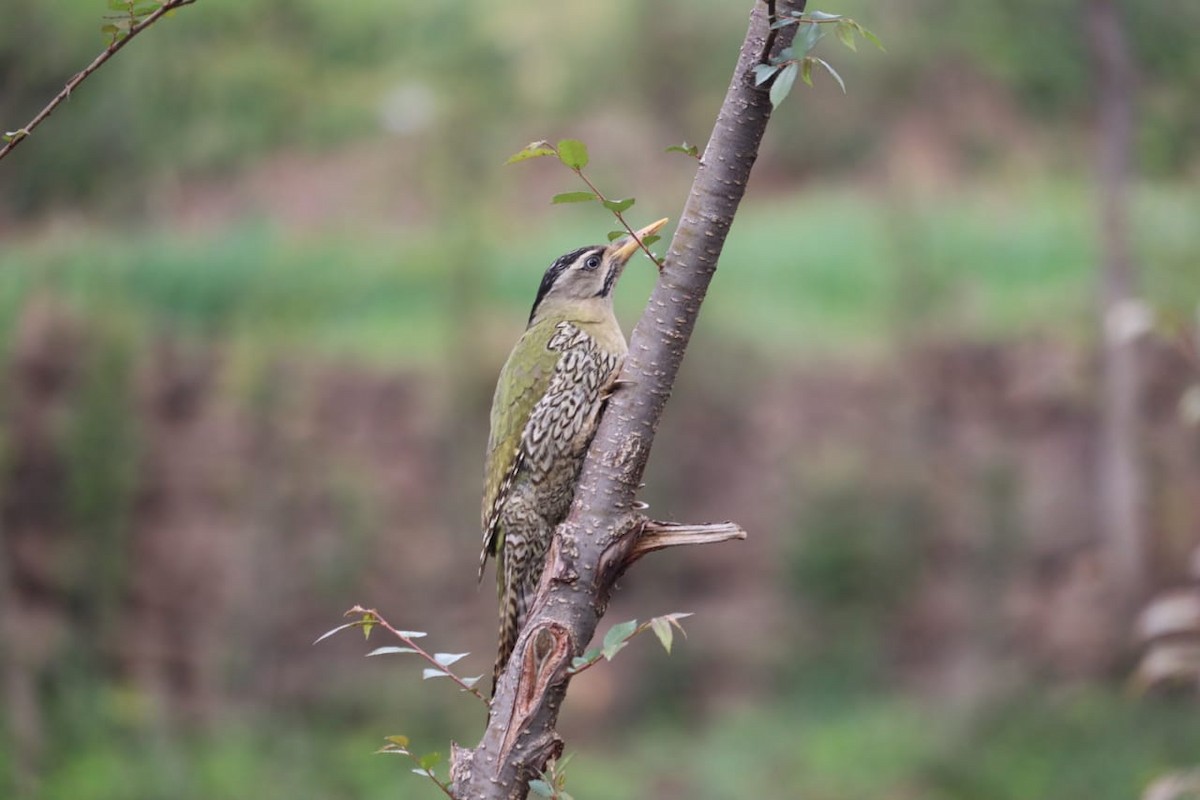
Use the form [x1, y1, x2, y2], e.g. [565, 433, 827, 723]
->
[788, 483, 930, 620]
[2, 0, 1198, 216]
[4, 688, 1192, 800]
[2, 184, 1197, 365]
[63, 316, 140, 653]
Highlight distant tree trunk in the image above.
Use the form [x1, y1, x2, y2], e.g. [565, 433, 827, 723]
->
[0, 537, 42, 799]
[1088, 0, 1145, 606]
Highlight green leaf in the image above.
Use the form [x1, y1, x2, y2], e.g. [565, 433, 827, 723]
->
[650, 617, 674, 653]
[434, 652, 468, 667]
[641, 234, 661, 248]
[602, 619, 638, 660]
[851, 20, 886, 51]
[804, 10, 843, 21]
[570, 647, 601, 670]
[770, 62, 799, 107]
[361, 620, 375, 640]
[769, 16, 798, 30]
[798, 21, 824, 55]
[422, 668, 450, 680]
[419, 752, 443, 771]
[602, 197, 635, 213]
[607, 230, 626, 242]
[528, 779, 555, 797]
[752, 63, 780, 87]
[505, 140, 556, 164]
[836, 20, 856, 51]
[800, 58, 814, 87]
[365, 646, 418, 657]
[665, 142, 699, 158]
[814, 57, 846, 93]
[551, 191, 597, 204]
[386, 735, 410, 749]
[556, 139, 589, 170]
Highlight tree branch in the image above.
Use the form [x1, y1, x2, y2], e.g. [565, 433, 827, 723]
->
[450, 1, 806, 797]
[0, 0, 197, 164]
[629, 520, 747, 564]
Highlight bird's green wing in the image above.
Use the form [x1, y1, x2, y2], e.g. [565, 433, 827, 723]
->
[479, 319, 562, 578]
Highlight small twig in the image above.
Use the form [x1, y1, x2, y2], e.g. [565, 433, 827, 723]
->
[0, 0, 197, 163]
[571, 169, 664, 268]
[762, 0, 780, 62]
[347, 605, 490, 705]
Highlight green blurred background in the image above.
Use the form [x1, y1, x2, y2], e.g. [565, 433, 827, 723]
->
[2, 1, 1199, 798]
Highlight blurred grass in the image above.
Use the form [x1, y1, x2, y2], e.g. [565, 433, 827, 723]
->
[4, 181, 1196, 368]
[558, 689, 1200, 800]
[10, 688, 1195, 800]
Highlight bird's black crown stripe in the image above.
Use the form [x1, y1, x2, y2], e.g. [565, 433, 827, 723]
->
[527, 246, 603, 323]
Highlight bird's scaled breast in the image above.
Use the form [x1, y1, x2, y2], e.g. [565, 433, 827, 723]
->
[521, 322, 622, 481]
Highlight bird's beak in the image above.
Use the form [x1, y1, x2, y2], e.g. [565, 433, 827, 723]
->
[612, 218, 669, 264]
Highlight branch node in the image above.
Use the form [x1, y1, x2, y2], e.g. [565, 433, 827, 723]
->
[498, 622, 572, 765]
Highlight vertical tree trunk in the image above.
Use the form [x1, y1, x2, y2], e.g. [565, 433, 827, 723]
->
[449, 1, 806, 797]
[1088, 0, 1145, 605]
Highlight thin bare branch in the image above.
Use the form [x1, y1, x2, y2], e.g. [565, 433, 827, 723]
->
[0, 0, 198, 164]
[571, 169, 664, 268]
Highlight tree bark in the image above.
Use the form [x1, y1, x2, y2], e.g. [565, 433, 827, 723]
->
[1088, 0, 1146, 606]
[449, 1, 806, 797]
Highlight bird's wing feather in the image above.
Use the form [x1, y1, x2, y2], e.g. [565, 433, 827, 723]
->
[479, 319, 562, 578]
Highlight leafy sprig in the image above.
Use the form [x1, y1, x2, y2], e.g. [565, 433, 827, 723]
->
[757, 8, 883, 107]
[529, 754, 577, 800]
[506, 139, 666, 269]
[566, 612, 692, 675]
[102, 0, 166, 45]
[377, 735, 454, 799]
[0, 0, 197, 161]
[314, 605, 487, 704]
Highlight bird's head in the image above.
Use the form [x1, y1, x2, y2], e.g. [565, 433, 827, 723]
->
[527, 218, 669, 325]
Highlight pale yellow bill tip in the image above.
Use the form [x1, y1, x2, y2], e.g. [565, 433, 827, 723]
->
[614, 218, 670, 262]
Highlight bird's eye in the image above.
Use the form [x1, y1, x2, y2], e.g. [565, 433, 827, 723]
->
[584, 255, 601, 270]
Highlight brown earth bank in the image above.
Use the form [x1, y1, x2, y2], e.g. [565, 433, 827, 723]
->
[1, 298, 1197, 742]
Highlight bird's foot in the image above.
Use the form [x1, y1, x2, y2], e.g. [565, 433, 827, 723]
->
[601, 378, 637, 401]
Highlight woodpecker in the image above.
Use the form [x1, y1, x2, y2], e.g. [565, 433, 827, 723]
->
[479, 218, 668, 692]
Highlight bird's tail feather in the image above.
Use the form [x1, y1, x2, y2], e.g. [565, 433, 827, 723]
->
[492, 586, 530, 695]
